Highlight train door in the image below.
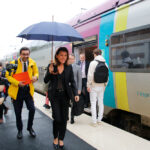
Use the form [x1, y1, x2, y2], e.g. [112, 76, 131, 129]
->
[73, 35, 97, 63]
[72, 35, 97, 112]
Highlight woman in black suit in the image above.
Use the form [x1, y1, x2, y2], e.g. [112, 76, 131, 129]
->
[44, 47, 79, 149]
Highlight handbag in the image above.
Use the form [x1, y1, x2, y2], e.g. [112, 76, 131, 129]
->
[72, 94, 84, 116]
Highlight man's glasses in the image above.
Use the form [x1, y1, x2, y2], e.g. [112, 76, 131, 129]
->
[21, 53, 29, 56]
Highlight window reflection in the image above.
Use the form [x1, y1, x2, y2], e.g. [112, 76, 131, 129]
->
[111, 43, 148, 69]
[110, 26, 150, 72]
[121, 51, 133, 68]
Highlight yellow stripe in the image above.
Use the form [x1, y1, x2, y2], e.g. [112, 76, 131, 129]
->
[114, 5, 129, 111]
[115, 5, 129, 32]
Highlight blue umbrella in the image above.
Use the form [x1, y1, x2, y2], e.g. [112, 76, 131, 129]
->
[17, 21, 83, 42]
[17, 21, 84, 60]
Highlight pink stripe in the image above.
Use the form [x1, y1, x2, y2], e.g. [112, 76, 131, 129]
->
[68, 0, 116, 26]
[76, 18, 100, 39]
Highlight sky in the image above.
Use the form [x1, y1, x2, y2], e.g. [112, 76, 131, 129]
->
[0, 0, 107, 59]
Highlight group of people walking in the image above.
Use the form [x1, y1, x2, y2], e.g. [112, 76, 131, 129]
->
[0, 46, 108, 150]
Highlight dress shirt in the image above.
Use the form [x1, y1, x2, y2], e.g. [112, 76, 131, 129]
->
[80, 61, 86, 78]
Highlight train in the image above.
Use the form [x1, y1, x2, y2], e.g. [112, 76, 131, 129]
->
[31, 0, 150, 125]
[1, 0, 150, 138]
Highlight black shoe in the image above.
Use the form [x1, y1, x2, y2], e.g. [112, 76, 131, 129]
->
[17, 131, 22, 139]
[43, 104, 50, 109]
[70, 118, 74, 124]
[28, 128, 36, 137]
[59, 145, 65, 150]
[53, 143, 59, 150]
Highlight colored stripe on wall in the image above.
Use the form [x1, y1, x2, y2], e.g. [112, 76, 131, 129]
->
[114, 5, 130, 111]
[99, 10, 116, 108]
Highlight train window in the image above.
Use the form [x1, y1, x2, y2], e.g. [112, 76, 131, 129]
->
[125, 28, 150, 42]
[111, 34, 124, 44]
[110, 25, 150, 72]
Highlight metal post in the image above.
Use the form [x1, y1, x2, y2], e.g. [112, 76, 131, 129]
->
[51, 15, 54, 62]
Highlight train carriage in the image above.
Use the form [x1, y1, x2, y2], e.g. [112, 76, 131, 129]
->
[31, 0, 150, 127]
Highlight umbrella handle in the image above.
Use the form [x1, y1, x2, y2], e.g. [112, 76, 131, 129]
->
[49, 62, 58, 75]
[51, 37, 54, 61]
[49, 63, 54, 73]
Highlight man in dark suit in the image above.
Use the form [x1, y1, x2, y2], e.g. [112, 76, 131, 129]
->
[78, 53, 90, 108]
[69, 54, 82, 124]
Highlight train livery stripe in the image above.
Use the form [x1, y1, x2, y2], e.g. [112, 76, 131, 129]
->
[114, 5, 130, 111]
[99, 10, 116, 108]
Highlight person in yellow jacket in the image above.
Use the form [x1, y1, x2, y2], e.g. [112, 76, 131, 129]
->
[6, 47, 39, 139]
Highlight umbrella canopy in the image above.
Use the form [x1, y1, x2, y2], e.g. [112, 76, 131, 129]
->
[17, 21, 84, 42]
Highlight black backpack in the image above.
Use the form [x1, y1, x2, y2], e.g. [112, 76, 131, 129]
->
[94, 60, 108, 83]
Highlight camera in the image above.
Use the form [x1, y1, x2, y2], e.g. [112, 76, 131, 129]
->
[6, 64, 17, 72]
[6, 64, 18, 75]
[0, 76, 7, 84]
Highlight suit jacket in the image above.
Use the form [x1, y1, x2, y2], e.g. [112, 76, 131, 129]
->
[78, 60, 90, 78]
[72, 63, 82, 91]
[44, 64, 78, 100]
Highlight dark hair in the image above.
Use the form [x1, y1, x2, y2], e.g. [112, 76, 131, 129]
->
[80, 53, 85, 56]
[121, 51, 130, 59]
[54, 47, 69, 65]
[93, 49, 102, 56]
[20, 47, 30, 54]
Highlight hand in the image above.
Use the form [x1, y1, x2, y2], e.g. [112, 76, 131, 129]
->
[19, 81, 25, 87]
[78, 90, 81, 95]
[87, 87, 91, 93]
[32, 76, 38, 83]
[74, 96, 79, 102]
[49, 63, 54, 73]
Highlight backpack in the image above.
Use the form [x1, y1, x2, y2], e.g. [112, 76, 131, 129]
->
[94, 60, 108, 83]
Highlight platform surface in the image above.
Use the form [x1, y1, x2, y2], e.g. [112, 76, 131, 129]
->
[34, 92, 150, 150]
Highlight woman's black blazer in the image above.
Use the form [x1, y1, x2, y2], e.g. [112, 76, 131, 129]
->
[44, 64, 78, 100]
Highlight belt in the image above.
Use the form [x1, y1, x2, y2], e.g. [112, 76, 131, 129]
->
[19, 85, 29, 91]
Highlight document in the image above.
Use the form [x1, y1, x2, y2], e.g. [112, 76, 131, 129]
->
[13, 72, 31, 85]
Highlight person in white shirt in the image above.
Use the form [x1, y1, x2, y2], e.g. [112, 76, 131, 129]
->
[87, 49, 108, 126]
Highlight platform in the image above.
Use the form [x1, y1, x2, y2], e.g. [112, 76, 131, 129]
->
[34, 92, 150, 150]
[0, 93, 150, 150]
[0, 96, 96, 150]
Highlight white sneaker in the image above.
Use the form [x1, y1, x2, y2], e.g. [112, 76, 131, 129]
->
[97, 121, 102, 125]
[90, 122, 97, 127]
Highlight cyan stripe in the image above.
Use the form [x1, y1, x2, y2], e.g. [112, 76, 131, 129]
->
[99, 10, 116, 108]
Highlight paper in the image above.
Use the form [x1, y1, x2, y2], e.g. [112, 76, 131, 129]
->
[13, 72, 31, 85]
